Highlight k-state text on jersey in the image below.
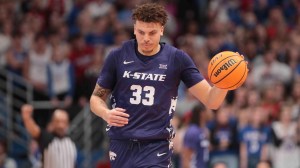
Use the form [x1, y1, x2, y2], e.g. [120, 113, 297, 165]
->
[123, 71, 166, 81]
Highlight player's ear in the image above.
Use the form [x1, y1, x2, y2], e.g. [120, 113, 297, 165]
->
[160, 26, 164, 36]
[133, 24, 136, 35]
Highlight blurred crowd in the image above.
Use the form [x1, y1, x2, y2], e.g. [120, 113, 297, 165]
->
[0, 0, 300, 168]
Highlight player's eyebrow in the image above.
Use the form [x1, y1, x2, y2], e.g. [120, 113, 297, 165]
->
[137, 29, 145, 34]
[149, 30, 157, 34]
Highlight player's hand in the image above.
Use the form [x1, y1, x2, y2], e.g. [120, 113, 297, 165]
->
[104, 108, 129, 127]
[236, 52, 250, 72]
[21, 104, 34, 120]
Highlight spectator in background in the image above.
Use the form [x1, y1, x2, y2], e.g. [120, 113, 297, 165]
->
[239, 106, 270, 168]
[285, 46, 300, 78]
[47, 10, 65, 32]
[271, 106, 300, 168]
[251, 49, 292, 90]
[260, 84, 282, 123]
[82, 45, 104, 100]
[47, 45, 74, 109]
[208, 105, 239, 168]
[247, 89, 261, 108]
[85, 16, 114, 46]
[297, 117, 300, 150]
[21, 104, 77, 168]
[289, 80, 300, 120]
[231, 87, 248, 116]
[23, 33, 52, 100]
[76, 8, 93, 36]
[256, 161, 272, 168]
[265, 8, 288, 41]
[85, 0, 112, 19]
[48, 29, 71, 63]
[0, 19, 13, 67]
[239, 107, 270, 168]
[69, 33, 94, 106]
[212, 162, 228, 168]
[182, 103, 210, 168]
[0, 140, 17, 168]
[237, 107, 250, 131]
[104, 28, 131, 59]
[5, 31, 28, 76]
[19, 19, 35, 52]
[28, 140, 41, 168]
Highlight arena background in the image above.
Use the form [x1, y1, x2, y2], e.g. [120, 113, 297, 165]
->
[0, 0, 300, 168]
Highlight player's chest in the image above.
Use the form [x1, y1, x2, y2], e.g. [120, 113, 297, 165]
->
[116, 59, 179, 84]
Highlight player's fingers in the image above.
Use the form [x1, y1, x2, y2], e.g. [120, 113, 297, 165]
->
[115, 107, 126, 112]
[110, 120, 127, 125]
[114, 111, 130, 118]
[109, 122, 125, 127]
[111, 115, 129, 123]
[236, 52, 245, 59]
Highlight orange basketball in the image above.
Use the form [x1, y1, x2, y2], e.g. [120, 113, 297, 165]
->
[208, 51, 248, 90]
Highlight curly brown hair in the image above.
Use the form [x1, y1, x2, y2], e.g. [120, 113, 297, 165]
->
[132, 3, 168, 26]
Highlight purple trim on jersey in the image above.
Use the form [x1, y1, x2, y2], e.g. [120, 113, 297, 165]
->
[97, 39, 204, 140]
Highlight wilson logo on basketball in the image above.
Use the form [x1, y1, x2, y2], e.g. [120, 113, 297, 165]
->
[214, 59, 237, 77]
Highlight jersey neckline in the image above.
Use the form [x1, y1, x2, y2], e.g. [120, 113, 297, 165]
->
[133, 39, 165, 65]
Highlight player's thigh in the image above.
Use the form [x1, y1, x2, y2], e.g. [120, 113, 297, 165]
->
[109, 140, 132, 168]
[136, 140, 173, 168]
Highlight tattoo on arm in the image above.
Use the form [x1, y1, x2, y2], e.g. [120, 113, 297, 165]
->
[92, 84, 111, 99]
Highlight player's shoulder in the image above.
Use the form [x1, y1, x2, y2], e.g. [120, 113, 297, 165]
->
[172, 48, 192, 63]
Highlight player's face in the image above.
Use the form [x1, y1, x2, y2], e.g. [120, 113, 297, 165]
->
[134, 20, 164, 56]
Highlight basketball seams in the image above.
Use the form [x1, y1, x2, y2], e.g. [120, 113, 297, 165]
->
[208, 54, 240, 81]
[218, 60, 247, 90]
[213, 59, 243, 84]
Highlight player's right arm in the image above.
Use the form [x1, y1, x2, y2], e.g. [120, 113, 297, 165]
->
[90, 84, 129, 127]
[21, 104, 41, 138]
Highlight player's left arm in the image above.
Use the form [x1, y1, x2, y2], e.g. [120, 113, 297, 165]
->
[188, 80, 228, 110]
[177, 49, 227, 110]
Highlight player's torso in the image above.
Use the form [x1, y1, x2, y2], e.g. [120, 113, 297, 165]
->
[108, 41, 179, 140]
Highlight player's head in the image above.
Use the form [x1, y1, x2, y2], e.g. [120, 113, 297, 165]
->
[50, 109, 70, 137]
[132, 3, 167, 56]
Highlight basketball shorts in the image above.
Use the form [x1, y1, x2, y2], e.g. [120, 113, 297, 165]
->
[109, 139, 173, 168]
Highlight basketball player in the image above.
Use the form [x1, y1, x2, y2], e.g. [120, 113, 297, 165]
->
[90, 3, 230, 167]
